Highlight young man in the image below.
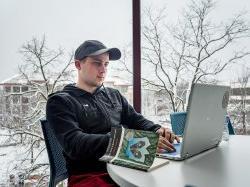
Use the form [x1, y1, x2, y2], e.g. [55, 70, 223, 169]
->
[46, 40, 179, 186]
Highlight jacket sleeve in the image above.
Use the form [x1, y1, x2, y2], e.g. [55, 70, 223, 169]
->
[119, 92, 161, 132]
[46, 94, 110, 161]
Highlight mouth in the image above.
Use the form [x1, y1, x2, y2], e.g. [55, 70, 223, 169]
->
[97, 76, 105, 80]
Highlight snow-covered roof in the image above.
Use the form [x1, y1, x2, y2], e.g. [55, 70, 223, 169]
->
[0, 73, 131, 87]
[230, 81, 250, 88]
[105, 75, 131, 86]
[0, 74, 25, 84]
[0, 71, 77, 85]
[0, 73, 47, 85]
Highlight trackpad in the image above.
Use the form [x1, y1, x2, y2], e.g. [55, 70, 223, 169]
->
[158, 142, 182, 158]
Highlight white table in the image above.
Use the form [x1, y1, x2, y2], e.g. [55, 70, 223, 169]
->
[107, 135, 250, 187]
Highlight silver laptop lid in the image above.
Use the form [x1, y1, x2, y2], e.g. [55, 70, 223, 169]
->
[181, 83, 230, 158]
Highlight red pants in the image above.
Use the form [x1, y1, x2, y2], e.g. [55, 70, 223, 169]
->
[68, 172, 118, 187]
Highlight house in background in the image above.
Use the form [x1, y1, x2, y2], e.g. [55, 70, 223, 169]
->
[0, 75, 34, 126]
[104, 75, 133, 105]
[230, 82, 250, 105]
[0, 74, 134, 126]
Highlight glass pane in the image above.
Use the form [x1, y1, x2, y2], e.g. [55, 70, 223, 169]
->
[141, 0, 250, 131]
[5, 96, 11, 103]
[13, 86, 20, 93]
[6, 104, 11, 114]
[5, 86, 11, 92]
[12, 105, 20, 115]
[22, 105, 29, 115]
[13, 96, 20, 104]
[21, 86, 29, 92]
[22, 96, 29, 104]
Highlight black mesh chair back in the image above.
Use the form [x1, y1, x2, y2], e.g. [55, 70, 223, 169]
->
[226, 116, 235, 135]
[40, 119, 68, 187]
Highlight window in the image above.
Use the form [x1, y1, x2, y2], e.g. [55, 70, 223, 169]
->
[141, 0, 250, 131]
[6, 104, 11, 113]
[22, 105, 29, 115]
[0, 105, 3, 114]
[5, 86, 11, 92]
[12, 105, 20, 115]
[13, 86, 20, 93]
[13, 96, 20, 104]
[5, 96, 10, 103]
[119, 86, 128, 93]
[21, 86, 29, 92]
[22, 96, 29, 104]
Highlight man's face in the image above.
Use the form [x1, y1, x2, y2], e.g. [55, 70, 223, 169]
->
[77, 53, 109, 89]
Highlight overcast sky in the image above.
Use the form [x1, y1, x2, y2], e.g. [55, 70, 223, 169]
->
[0, 0, 250, 83]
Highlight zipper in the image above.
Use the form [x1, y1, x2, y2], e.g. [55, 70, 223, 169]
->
[92, 94, 112, 130]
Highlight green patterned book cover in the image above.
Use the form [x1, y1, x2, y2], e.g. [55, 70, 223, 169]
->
[100, 126, 169, 171]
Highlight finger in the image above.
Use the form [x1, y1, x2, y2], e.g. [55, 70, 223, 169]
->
[158, 137, 175, 151]
[158, 141, 174, 152]
[157, 148, 165, 153]
[162, 137, 175, 150]
[169, 133, 175, 143]
[175, 135, 181, 143]
[163, 129, 171, 140]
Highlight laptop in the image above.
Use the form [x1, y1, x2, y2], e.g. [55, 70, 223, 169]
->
[157, 83, 230, 160]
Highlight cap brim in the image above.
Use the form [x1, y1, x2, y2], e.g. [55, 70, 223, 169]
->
[88, 48, 121, 61]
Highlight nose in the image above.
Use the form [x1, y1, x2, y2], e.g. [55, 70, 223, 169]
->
[99, 63, 107, 73]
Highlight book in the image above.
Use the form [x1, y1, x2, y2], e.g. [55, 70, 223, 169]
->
[99, 126, 169, 171]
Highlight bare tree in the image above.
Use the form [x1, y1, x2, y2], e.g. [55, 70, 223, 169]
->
[0, 36, 74, 184]
[119, 0, 250, 112]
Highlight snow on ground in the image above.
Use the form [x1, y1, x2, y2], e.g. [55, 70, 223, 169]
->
[0, 129, 49, 186]
[0, 145, 22, 184]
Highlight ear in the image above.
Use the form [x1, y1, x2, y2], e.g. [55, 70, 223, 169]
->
[75, 60, 81, 70]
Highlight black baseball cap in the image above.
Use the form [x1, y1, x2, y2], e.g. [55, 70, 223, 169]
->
[74, 40, 121, 61]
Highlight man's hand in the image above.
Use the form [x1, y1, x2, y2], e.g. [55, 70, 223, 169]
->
[156, 127, 180, 153]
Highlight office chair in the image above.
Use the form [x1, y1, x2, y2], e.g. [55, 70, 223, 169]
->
[40, 119, 68, 187]
[226, 116, 235, 135]
[170, 112, 235, 135]
[170, 112, 187, 135]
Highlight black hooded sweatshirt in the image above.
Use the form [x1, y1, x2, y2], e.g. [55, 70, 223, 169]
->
[46, 84, 161, 175]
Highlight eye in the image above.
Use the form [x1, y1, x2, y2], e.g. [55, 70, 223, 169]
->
[104, 62, 109, 67]
[92, 61, 101, 66]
